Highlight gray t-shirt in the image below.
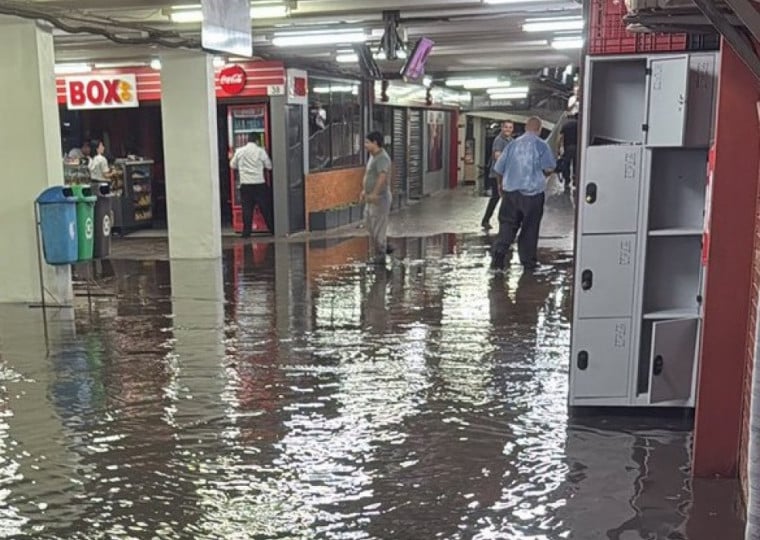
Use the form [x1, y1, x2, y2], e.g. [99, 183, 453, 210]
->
[490, 135, 513, 177]
[364, 149, 392, 200]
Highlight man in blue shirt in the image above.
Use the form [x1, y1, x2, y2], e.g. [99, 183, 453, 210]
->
[491, 116, 556, 271]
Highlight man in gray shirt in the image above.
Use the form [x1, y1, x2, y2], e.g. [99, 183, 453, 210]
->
[482, 120, 514, 230]
[360, 131, 392, 264]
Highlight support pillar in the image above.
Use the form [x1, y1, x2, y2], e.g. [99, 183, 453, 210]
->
[0, 17, 71, 303]
[694, 40, 760, 478]
[270, 95, 290, 237]
[160, 52, 222, 259]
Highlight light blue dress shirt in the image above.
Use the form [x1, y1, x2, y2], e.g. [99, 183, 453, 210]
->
[493, 132, 557, 196]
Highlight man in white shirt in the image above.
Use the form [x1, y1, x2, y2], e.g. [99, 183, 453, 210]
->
[230, 133, 273, 237]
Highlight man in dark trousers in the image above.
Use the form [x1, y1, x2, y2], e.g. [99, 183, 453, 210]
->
[558, 113, 578, 189]
[481, 120, 514, 230]
[230, 132, 274, 237]
[491, 116, 556, 271]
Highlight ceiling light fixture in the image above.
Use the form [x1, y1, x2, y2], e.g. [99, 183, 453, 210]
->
[486, 86, 529, 94]
[273, 32, 366, 47]
[169, 3, 288, 23]
[423, 76, 433, 88]
[150, 58, 162, 70]
[485, 0, 555, 3]
[523, 17, 584, 32]
[490, 92, 528, 100]
[551, 36, 584, 50]
[463, 80, 512, 90]
[445, 77, 502, 88]
[336, 49, 388, 63]
[54, 63, 92, 75]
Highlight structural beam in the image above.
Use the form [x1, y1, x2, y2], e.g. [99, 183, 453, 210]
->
[724, 0, 760, 44]
[693, 0, 760, 82]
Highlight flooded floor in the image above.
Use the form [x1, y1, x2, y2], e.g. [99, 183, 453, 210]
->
[0, 188, 746, 539]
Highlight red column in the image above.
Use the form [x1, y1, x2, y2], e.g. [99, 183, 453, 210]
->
[449, 110, 460, 189]
[694, 40, 760, 477]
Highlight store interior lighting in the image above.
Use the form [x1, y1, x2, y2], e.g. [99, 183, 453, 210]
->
[54, 63, 92, 75]
[490, 91, 528, 99]
[150, 58, 162, 70]
[522, 17, 584, 32]
[486, 86, 529, 94]
[273, 29, 367, 47]
[445, 77, 505, 88]
[169, 2, 289, 23]
[551, 36, 584, 50]
[213, 56, 226, 68]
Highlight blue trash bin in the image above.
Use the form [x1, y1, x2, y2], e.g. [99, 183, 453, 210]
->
[36, 186, 78, 265]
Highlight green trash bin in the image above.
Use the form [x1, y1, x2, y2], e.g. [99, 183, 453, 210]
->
[70, 184, 97, 261]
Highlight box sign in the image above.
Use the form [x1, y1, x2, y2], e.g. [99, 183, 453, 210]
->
[65, 74, 139, 110]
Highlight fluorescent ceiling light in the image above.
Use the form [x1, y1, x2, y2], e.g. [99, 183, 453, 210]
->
[336, 50, 388, 63]
[487, 86, 529, 94]
[169, 3, 288, 23]
[485, 0, 554, 2]
[54, 63, 92, 75]
[552, 37, 584, 50]
[273, 32, 366, 47]
[490, 92, 528, 99]
[523, 18, 584, 32]
[423, 76, 433, 88]
[313, 85, 358, 93]
[446, 77, 502, 87]
[463, 80, 512, 90]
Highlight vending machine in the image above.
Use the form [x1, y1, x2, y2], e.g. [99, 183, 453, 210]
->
[228, 104, 270, 233]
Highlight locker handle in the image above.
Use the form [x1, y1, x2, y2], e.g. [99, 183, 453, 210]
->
[585, 182, 597, 204]
[653, 355, 664, 376]
[577, 351, 589, 371]
[581, 270, 593, 291]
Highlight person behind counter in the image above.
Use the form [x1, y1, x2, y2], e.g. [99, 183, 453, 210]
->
[89, 140, 113, 182]
[67, 141, 91, 162]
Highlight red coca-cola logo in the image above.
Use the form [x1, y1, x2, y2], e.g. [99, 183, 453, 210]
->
[219, 65, 247, 95]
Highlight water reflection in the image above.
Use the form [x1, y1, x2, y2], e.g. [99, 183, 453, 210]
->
[0, 235, 746, 538]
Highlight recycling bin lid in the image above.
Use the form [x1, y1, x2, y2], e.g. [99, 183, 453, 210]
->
[36, 186, 75, 204]
[71, 184, 97, 202]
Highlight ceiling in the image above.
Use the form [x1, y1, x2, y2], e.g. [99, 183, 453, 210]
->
[1, 0, 582, 104]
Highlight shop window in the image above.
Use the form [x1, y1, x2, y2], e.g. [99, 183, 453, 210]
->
[309, 77, 362, 172]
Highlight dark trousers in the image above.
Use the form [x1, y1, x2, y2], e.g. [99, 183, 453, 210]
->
[482, 177, 501, 225]
[240, 183, 274, 235]
[493, 191, 545, 267]
[561, 145, 577, 185]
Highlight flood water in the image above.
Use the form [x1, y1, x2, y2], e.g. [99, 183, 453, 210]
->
[0, 235, 746, 539]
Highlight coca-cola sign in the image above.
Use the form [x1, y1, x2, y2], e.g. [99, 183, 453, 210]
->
[219, 65, 247, 95]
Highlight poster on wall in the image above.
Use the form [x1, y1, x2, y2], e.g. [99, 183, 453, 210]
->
[426, 110, 445, 172]
[202, 0, 252, 57]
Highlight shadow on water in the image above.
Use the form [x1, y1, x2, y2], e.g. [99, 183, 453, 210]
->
[0, 234, 745, 539]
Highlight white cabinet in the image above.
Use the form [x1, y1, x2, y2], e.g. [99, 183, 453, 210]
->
[571, 52, 717, 409]
[581, 146, 643, 234]
[577, 234, 637, 319]
[572, 318, 632, 399]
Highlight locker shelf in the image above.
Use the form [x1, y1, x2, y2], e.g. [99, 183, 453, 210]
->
[588, 60, 647, 146]
[648, 228, 702, 237]
[643, 309, 700, 320]
[643, 236, 702, 315]
[648, 148, 708, 231]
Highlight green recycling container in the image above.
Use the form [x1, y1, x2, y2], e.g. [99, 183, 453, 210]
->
[70, 184, 97, 261]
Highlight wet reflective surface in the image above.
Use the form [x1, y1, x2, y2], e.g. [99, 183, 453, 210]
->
[0, 235, 745, 539]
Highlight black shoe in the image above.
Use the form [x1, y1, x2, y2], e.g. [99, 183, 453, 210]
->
[490, 251, 506, 271]
[482, 222, 492, 231]
[386, 246, 394, 255]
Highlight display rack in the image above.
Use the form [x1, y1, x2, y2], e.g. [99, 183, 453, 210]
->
[113, 159, 154, 231]
[570, 52, 718, 408]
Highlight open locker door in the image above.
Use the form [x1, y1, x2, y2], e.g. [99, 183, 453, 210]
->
[649, 318, 699, 403]
[646, 56, 690, 147]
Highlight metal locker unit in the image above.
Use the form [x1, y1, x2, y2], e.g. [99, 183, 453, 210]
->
[408, 110, 424, 200]
[570, 51, 718, 409]
[391, 108, 408, 208]
[581, 146, 643, 234]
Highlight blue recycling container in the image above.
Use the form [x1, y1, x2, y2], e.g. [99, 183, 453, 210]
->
[36, 186, 78, 265]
